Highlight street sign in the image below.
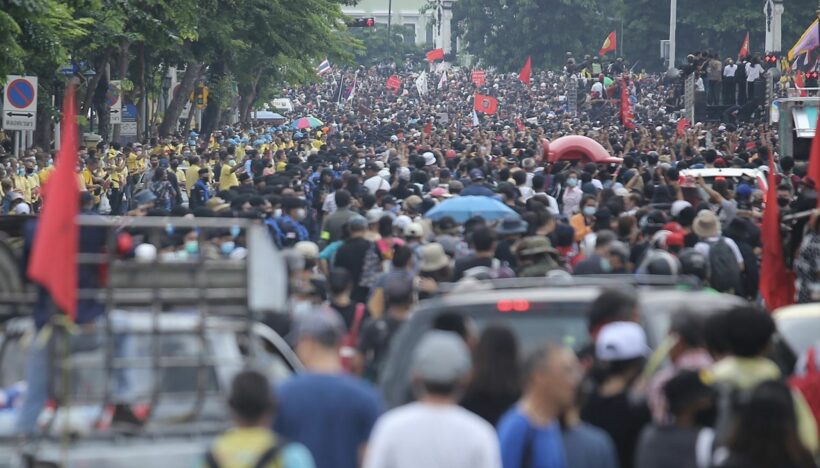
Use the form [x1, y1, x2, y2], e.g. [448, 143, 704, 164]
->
[121, 103, 137, 136]
[2, 75, 38, 131]
[107, 80, 122, 124]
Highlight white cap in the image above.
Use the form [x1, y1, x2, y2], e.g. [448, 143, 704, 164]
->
[670, 200, 693, 218]
[423, 152, 436, 166]
[403, 222, 424, 238]
[134, 243, 158, 262]
[393, 215, 412, 231]
[596, 322, 650, 361]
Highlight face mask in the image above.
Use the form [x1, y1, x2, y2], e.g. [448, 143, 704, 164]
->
[47, 159, 53, 167]
[25, 167, 34, 175]
[600, 257, 612, 273]
[294, 208, 306, 220]
[273, 208, 283, 218]
[566, 178, 578, 187]
[777, 197, 790, 208]
[583, 206, 597, 217]
[228, 160, 237, 167]
[220, 241, 235, 256]
[184, 240, 199, 255]
[16, 168, 25, 176]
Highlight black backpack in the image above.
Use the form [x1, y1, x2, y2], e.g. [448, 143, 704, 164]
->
[707, 237, 741, 293]
[205, 438, 286, 468]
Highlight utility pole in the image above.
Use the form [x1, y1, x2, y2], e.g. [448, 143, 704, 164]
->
[669, 0, 677, 70]
[387, 0, 393, 58]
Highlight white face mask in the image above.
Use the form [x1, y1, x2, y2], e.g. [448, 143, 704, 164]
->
[294, 208, 306, 220]
[273, 208, 283, 218]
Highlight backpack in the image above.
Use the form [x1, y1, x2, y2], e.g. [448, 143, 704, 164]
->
[275, 218, 300, 248]
[712, 382, 753, 450]
[204, 438, 287, 468]
[707, 237, 741, 293]
[358, 242, 381, 289]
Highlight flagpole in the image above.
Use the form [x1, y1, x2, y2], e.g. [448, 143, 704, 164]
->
[668, 0, 677, 70]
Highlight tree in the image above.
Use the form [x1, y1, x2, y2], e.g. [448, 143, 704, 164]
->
[349, 25, 424, 66]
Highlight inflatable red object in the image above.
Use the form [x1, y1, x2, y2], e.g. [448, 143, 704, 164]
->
[542, 135, 622, 165]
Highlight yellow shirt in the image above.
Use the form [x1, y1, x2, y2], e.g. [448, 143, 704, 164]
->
[176, 167, 187, 192]
[11, 175, 30, 203]
[82, 168, 100, 202]
[219, 164, 239, 191]
[127, 154, 145, 174]
[185, 164, 202, 193]
[77, 173, 87, 192]
[26, 173, 40, 202]
[38, 166, 54, 186]
[209, 428, 300, 468]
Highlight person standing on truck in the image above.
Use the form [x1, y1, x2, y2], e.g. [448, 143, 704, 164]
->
[205, 370, 315, 468]
[275, 309, 383, 468]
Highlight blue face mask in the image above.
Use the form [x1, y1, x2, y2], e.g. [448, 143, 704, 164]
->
[184, 240, 199, 255]
[566, 178, 578, 187]
[583, 206, 597, 217]
[220, 241, 235, 256]
[601, 257, 612, 272]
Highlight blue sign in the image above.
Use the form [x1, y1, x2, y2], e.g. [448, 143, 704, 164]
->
[122, 103, 138, 120]
[6, 79, 34, 109]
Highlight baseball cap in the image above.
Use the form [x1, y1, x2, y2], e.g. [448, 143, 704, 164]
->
[469, 168, 485, 181]
[347, 215, 368, 231]
[595, 322, 650, 361]
[412, 331, 472, 384]
[670, 200, 692, 218]
[292, 308, 346, 347]
[404, 195, 423, 210]
[403, 222, 424, 238]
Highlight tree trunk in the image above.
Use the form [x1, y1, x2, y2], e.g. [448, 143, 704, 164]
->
[136, 44, 146, 141]
[159, 60, 202, 137]
[93, 73, 111, 142]
[238, 68, 264, 123]
[200, 60, 225, 138]
[112, 40, 132, 143]
[82, 51, 111, 115]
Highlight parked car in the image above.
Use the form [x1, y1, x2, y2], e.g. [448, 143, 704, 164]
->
[378, 277, 746, 408]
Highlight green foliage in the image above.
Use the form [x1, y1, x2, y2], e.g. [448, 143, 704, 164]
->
[350, 25, 425, 66]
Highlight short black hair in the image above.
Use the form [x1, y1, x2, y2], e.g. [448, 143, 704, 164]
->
[328, 267, 352, 295]
[432, 312, 469, 342]
[587, 288, 637, 334]
[471, 226, 496, 252]
[723, 304, 775, 357]
[228, 370, 275, 423]
[335, 189, 352, 208]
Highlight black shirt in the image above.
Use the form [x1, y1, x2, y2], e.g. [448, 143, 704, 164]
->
[635, 424, 703, 468]
[581, 390, 651, 468]
[334, 238, 375, 286]
[452, 255, 493, 281]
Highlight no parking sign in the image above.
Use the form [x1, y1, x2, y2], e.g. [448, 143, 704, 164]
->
[2, 75, 38, 131]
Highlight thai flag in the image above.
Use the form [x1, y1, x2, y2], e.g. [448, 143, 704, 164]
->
[316, 59, 332, 77]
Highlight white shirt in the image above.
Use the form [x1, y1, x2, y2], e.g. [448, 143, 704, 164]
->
[695, 236, 744, 266]
[746, 63, 764, 81]
[322, 192, 337, 214]
[562, 186, 583, 218]
[723, 64, 737, 78]
[518, 185, 535, 202]
[363, 402, 502, 468]
[533, 191, 560, 215]
[695, 77, 705, 92]
[364, 175, 391, 195]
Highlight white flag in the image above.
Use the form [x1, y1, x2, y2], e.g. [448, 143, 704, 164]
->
[438, 71, 447, 90]
[471, 110, 479, 127]
[415, 71, 429, 96]
[347, 73, 357, 101]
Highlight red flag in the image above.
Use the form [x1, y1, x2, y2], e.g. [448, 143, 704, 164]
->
[386, 75, 401, 92]
[423, 121, 433, 135]
[759, 151, 796, 310]
[738, 32, 750, 60]
[794, 72, 808, 97]
[620, 79, 635, 130]
[426, 48, 445, 62]
[515, 118, 525, 132]
[474, 94, 499, 115]
[599, 31, 617, 56]
[809, 105, 820, 208]
[27, 84, 80, 321]
[518, 57, 532, 85]
[676, 118, 691, 136]
[471, 70, 486, 86]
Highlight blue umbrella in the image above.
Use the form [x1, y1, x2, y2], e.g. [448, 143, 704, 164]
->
[424, 196, 519, 223]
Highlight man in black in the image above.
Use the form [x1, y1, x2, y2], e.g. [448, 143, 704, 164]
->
[333, 215, 382, 303]
[452, 226, 497, 281]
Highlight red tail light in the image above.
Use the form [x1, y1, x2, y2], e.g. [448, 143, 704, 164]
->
[497, 299, 531, 313]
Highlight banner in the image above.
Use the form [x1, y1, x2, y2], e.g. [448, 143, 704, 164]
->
[415, 71, 428, 96]
[386, 75, 402, 92]
[474, 94, 498, 115]
[426, 48, 445, 62]
[471, 70, 486, 87]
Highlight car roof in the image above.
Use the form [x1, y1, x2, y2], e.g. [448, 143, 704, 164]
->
[773, 303, 820, 320]
[680, 168, 764, 178]
[416, 286, 603, 314]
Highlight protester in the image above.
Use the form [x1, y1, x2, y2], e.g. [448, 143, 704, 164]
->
[274, 310, 383, 468]
[363, 331, 502, 468]
[206, 370, 315, 468]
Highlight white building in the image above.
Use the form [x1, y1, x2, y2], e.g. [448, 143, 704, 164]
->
[343, 0, 433, 47]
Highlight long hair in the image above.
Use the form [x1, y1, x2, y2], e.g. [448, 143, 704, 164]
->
[728, 380, 817, 468]
[467, 324, 521, 398]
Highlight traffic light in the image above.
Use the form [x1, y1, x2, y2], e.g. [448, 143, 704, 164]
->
[348, 17, 375, 27]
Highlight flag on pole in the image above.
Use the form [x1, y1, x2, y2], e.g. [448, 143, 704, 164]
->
[426, 48, 445, 62]
[471, 110, 480, 127]
[28, 84, 80, 321]
[518, 57, 532, 85]
[788, 19, 820, 61]
[809, 105, 820, 208]
[386, 75, 402, 92]
[759, 150, 796, 310]
[347, 71, 358, 101]
[437, 70, 447, 90]
[474, 94, 499, 115]
[415, 71, 429, 96]
[599, 31, 617, 56]
[620, 79, 636, 130]
[316, 59, 332, 77]
[471, 70, 486, 86]
[738, 32, 750, 59]
[676, 118, 691, 136]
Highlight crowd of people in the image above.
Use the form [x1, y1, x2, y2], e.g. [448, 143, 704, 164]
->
[3, 50, 820, 467]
